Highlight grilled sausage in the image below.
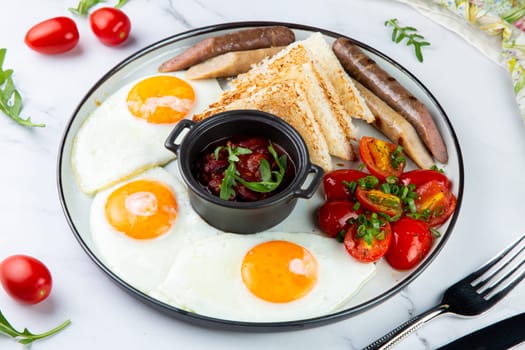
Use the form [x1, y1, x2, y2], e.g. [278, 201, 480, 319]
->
[185, 46, 285, 80]
[333, 38, 448, 164]
[158, 26, 295, 72]
[352, 79, 434, 169]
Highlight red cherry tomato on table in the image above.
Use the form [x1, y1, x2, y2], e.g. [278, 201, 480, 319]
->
[24, 17, 79, 54]
[413, 180, 457, 227]
[318, 201, 359, 238]
[343, 216, 392, 262]
[89, 7, 131, 46]
[399, 169, 450, 188]
[323, 169, 367, 200]
[0, 255, 52, 304]
[386, 217, 433, 270]
[359, 136, 406, 181]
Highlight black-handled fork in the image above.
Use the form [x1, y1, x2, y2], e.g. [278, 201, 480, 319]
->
[364, 234, 525, 350]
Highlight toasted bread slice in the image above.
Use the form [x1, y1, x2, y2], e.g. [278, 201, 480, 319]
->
[228, 43, 354, 160]
[194, 81, 333, 171]
[302, 33, 374, 123]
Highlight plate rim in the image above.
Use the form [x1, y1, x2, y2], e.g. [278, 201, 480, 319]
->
[56, 20, 464, 331]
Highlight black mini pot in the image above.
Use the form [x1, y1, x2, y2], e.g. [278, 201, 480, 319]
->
[164, 110, 323, 234]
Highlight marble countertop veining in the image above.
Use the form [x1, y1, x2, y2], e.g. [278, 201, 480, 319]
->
[1, 0, 525, 349]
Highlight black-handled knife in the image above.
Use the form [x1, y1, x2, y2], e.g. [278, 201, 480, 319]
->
[436, 312, 525, 350]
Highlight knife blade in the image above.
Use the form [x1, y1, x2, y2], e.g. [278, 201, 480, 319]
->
[436, 312, 525, 350]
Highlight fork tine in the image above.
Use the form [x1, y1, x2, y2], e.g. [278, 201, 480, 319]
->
[474, 243, 525, 289]
[469, 234, 525, 283]
[480, 256, 525, 299]
[483, 268, 525, 303]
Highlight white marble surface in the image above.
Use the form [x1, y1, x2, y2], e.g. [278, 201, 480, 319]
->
[1, 0, 525, 349]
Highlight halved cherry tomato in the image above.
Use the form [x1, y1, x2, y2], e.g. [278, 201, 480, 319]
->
[89, 7, 131, 46]
[344, 217, 392, 262]
[323, 169, 367, 200]
[359, 136, 406, 180]
[413, 180, 457, 227]
[399, 169, 450, 188]
[318, 201, 359, 238]
[25, 17, 79, 54]
[355, 186, 403, 218]
[386, 217, 432, 270]
[0, 255, 52, 304]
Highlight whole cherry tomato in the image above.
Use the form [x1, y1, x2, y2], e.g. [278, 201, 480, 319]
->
[343, 215, 392, 262]
[323, 169, 367, 200]
[89, 7, 131, 46]
[318, 201, 359, 238]
[24, 17, 79, 54]
[413, 180, 457, 227]
[399, 169, 450, 188]
[359, 136, 406, 181]
[386, 217, 433, 270]
[0, 255, 52, 304]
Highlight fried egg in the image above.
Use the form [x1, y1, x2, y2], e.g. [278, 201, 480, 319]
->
[152, 231, 375, 322]
[90, 167, 220, 293]
[72, 73, 223, 194]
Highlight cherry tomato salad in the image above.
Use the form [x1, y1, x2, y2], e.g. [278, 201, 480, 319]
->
[318, 136, 457, 270]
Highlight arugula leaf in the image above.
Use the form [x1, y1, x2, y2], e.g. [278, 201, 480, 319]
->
[215, 142, 288, 199]
[385, 18, 430, 63]
[69, 0, 105, 15]
[259, 159, 271, 182]
[214, 146, 224, 160]
[219, 162, 237, 200]
[0, 49, 44, 127]
[234, 142, 287, 193]
[0, 309, 71, 345]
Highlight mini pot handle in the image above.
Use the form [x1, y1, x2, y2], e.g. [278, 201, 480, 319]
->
[164, 119, 195, 154]
[293, 163, 324, 199]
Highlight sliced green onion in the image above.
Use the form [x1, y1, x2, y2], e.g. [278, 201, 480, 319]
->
[434, 205, 445, 217]
[343, 180, 357, 194]
[386, 175, 398, 184]
[358, 175, 379, 190]
[430, 165, 445, 173]
[390, 184, 400, 196]
[430, 227, 441, 238]
[335, 229, 346, 243]
[407, 198, 417, 213]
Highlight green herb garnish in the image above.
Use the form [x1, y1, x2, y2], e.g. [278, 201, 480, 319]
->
[69, 0, 105, 15]
[335, 229, 346, 243]
[342, 180, 357, 194]
[357, 175, 379, 190]
[115, 0, 129, 8]
[430, 164, 445, 173]
[385, 18, 430, 63]
[351, 213, 387, 246]
[0, 309, 71, 345]
[430, 227, 442, 238]
[390, 145, 406, 170]
[216, 142, 287, 200]
[69, 0, 129, 16]
[0, 49, 44, 127]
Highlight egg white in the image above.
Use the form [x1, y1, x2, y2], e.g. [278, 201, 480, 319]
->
[152, 231, 376, 322]
[90, 167, 221, 294]
[71, 72, 223, 194]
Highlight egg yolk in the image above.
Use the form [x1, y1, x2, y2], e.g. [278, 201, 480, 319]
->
[241, 240, 318, 303]
[126, 75, 195, 124]
[105, 179, 178, 239]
